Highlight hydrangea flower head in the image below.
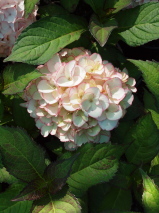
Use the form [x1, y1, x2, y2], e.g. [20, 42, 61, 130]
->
[0, 0, 37, 57]
[21, 48, 137, 150]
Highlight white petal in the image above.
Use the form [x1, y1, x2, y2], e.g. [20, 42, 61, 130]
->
[37, 80, 55, 93]
[106, 105, 123, 120]
[98, 119, 118, 131]
[47, 54, 61, 73]
[88, 104, 103, 118]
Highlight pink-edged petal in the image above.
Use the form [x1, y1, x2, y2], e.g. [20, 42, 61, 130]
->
[64, 142, 77, 151]
[90, 53, 102, 63]
[107, 77, 122, 89]
[37, 80, 55, 93]
[98, 119, 118, 131]
[111, 87, 125, 100]
[88, 103, 103, 118]
[64, 60, 76, 78]
[47, 54, 61, 73]
[42, 93, 58, 104]
[44, 104, 58, 116]
[73, 110, 88, 127]
[50, 124, 57, 135]
[32, 91, 42, 100]
[87, 125, 100, 137]
[81, 99, 92, 111]
[120, 91, 134, 109]
[98, 131, 110, 143]
[99, 94, 109, 110]
[126, 78, 136, 87]
[36, 108, 46, 117]
[106, 105, 123, 120]
[41, 125, 53, 137]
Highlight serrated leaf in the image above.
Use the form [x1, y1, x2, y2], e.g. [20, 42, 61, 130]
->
[24, 0, 39, 18]
[13, 154, 79, 201]
[0, 126, 46, 182]
[39, 4, 69, 18]
[2, 63, 42, 95]
[4, 15, 87, 65]
[32, 192, 81, 213]
[125, 114, 159, 165]
[0, 167, 17, 184]
[0, 183, 32, 212]
[143, 89, 158, 112]
[150, 155, 159, 176]
[84, 0, 106, 14]
[100, 186, 132, 212]
[60, 0, 79, 12]
[67, 143, 125, 197]
[140, 169, 159, 213]
[117, 2, 159, 46]
[89, 14, 117, 47]
[129, 60, 159, 105]
[104, 0, 132, 13]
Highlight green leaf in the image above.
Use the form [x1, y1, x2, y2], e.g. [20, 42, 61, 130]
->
[60, 0, 79, 12]
[0, 126, 46, 182]
[150, 155, 159, 176]
[0, 167, 17, 184]
[12, 154, 79, 201]
[67, 143, 124, 197]
[2, 63, 42, 95]
[89, 15, 117, 47]
[0, 98, 4, 121]
[104, 0, 132, 13]
[117, 2, 159, 46]
[140, 169, 159, 213]
[144, 89, 158, 112]
[38, 4, 68, 18]
[84, 0, 106, 14]
[0, 183, 32, 213]
[129, 60, 159, 105]
[100, 186, 132, 211]
[4, 15, 87, 65]
[125, 114, 159, 165]
[24, 0, 38, 18]
[32, 192, 81, 213]
[12, 97, 36, 133]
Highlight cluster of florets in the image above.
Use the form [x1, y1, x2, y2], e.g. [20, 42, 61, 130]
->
[21, 48, 136, 150]
[0, 0, 37, 57]
[126, 0, 159, 8]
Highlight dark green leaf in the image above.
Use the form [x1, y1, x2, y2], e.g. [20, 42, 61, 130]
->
[0, 183, 32, 212]
[67, 143, 125, 197]
[0, 167, 17, 184]
[0, 98, 4, 121]
[12, 97, 36, 133]
[4, 15, 87, 65]
[140, 169, 159, 213]
[125, 114, 159, 165]
[104, 0, 132, 13]
[0, 126, 46, 182]
[2, 63, 41, 95]
[129, 60, 159, 105]
[100, 186, 132, 211]
[84, 0, 106, 14]
[38, 4, 69, 18]
[89, 15, 117, 47]
[117, 3, 159, 46]
[60, 0, 79, 12]
[12, 154, 79, 201]
[24, 0, 38, 18]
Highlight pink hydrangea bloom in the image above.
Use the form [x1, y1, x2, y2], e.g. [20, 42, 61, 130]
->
[0, 0, 37, 57]
[21, 48, 137, 150]
[126, 0, 159, 8]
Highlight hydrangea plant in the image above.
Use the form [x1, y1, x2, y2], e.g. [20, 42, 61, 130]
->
[0, 0, 159, 212]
